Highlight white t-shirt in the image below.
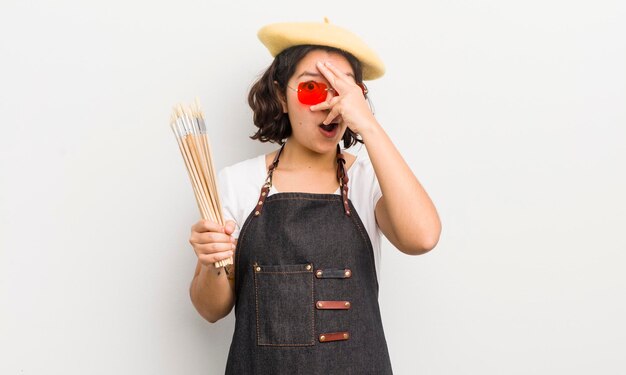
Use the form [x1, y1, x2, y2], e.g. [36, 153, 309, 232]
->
[218, 149, 384, 280]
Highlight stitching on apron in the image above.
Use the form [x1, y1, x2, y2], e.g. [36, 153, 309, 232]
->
[254, 267, 315, 346]
[347, 201, 380, 287]
[254, 293, 315, 347]
[267, 196, 340, 202]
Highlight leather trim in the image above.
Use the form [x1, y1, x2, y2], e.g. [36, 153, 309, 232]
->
[319, 331, 350, 342]
[315, 268, 352, 279]
[316, 300, 351, 310]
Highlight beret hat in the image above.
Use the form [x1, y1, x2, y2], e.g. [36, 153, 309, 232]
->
[257, 18, 385, 80]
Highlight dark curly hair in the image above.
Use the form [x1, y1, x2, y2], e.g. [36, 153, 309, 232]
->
[248, 45, 365, 148]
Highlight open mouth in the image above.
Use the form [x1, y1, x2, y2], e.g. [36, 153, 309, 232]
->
[319, 123, 339, 132]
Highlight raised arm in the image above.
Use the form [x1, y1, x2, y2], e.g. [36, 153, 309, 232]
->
[360, 126, 441, 255]
[312, 61, 441, 255]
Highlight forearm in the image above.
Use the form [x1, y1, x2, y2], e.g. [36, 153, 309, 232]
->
[190, 262, 235, 323]
[360, 121, 441, 254]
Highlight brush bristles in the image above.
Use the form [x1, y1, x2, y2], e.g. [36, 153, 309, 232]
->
[170, 100, 232, 269]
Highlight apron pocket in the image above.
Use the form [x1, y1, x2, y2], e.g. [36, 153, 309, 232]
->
[253, 263, 315, 346]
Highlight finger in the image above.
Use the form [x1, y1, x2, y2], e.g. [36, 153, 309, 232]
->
[309, 101, 331, 112]
[321, 97, 341, 120]
[318, 61, 365, 101]
[322, 104, 342, 125]
[310, 95, 340, 112]
[198, 250, 234, 266]
[322, 61, 351, 81]
[194, 242, 236, 256]
[224, 220, 237, 235]
[316, 61, 351, 89]
[191, 231, 232, 245]
[192, 219, 224, 234]
[315, 61, 342, 91]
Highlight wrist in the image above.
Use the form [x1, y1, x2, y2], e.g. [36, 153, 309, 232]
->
[358, 120, 384, 143]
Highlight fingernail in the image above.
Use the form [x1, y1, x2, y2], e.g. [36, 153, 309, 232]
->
[230, 237, 236, 243]
[231, 244, 236, 250]
[325, 61, 333, 67]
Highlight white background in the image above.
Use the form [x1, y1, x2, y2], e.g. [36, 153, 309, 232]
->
[1, 0, 625, 374]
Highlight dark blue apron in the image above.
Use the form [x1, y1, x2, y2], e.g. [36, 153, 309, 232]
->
[225, 145, 393, 374]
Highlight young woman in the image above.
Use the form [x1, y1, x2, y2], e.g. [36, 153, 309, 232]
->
[188, 19, 441, 374]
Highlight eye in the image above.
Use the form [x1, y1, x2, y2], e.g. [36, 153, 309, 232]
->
[295, 81, 329, 105]
[303, 81, 317, 91]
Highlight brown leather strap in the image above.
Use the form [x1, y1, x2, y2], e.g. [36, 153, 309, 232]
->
[336, 145, 351, 216]
[315, 268, 352, 279]
[268, 143, 284, 172]
[253, 185, 270, 217]
[254, 144, 285, 217]
[318, 331, 350, 342]
[316, 300, 351, 310]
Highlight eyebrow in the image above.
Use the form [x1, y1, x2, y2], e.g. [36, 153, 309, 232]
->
[296, 70, 356, 79]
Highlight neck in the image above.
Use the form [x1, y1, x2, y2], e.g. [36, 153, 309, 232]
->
[279, 140, 337, 171]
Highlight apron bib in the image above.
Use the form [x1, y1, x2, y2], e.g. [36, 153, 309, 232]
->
[225, 145, 393, 374]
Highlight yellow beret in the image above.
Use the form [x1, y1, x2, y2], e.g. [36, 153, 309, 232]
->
[257, 18, 385, 81]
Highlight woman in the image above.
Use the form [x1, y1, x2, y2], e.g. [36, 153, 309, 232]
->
[188, 19, 441, 374]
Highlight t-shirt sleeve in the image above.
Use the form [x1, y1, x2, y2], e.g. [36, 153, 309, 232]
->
[348, 153, 383, 232]
[360, 156, 383, 216]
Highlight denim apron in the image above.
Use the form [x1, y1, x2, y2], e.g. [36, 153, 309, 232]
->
[225, 145, 393, 374]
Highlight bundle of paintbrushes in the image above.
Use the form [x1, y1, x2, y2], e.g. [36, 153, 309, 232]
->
[170, 99, 232, 269]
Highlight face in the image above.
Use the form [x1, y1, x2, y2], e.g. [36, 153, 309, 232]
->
[282, 50, 357, 155]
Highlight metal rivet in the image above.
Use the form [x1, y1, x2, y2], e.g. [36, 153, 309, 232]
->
[258, 201, 263, 205]
[319, 335, 326, 342]
[261, 192, 267, 196]
[305, 264, 312, 270]
[255, 266, 261, 272]
[316, 270, 323, 277]
[343, 333, 349, 339]
[317, 302, 323, 308]
[344, 200, 348, 204]
[254, 211, 260, 216]
[344, 270, 351, 277]
[345, 302, 350, 308]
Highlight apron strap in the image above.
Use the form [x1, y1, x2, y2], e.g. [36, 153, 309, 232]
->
[253, 143, 350, 217]
[336, 145, 351, 216]
[253, 144, 284, 217]
[253, 144, 283, 217]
